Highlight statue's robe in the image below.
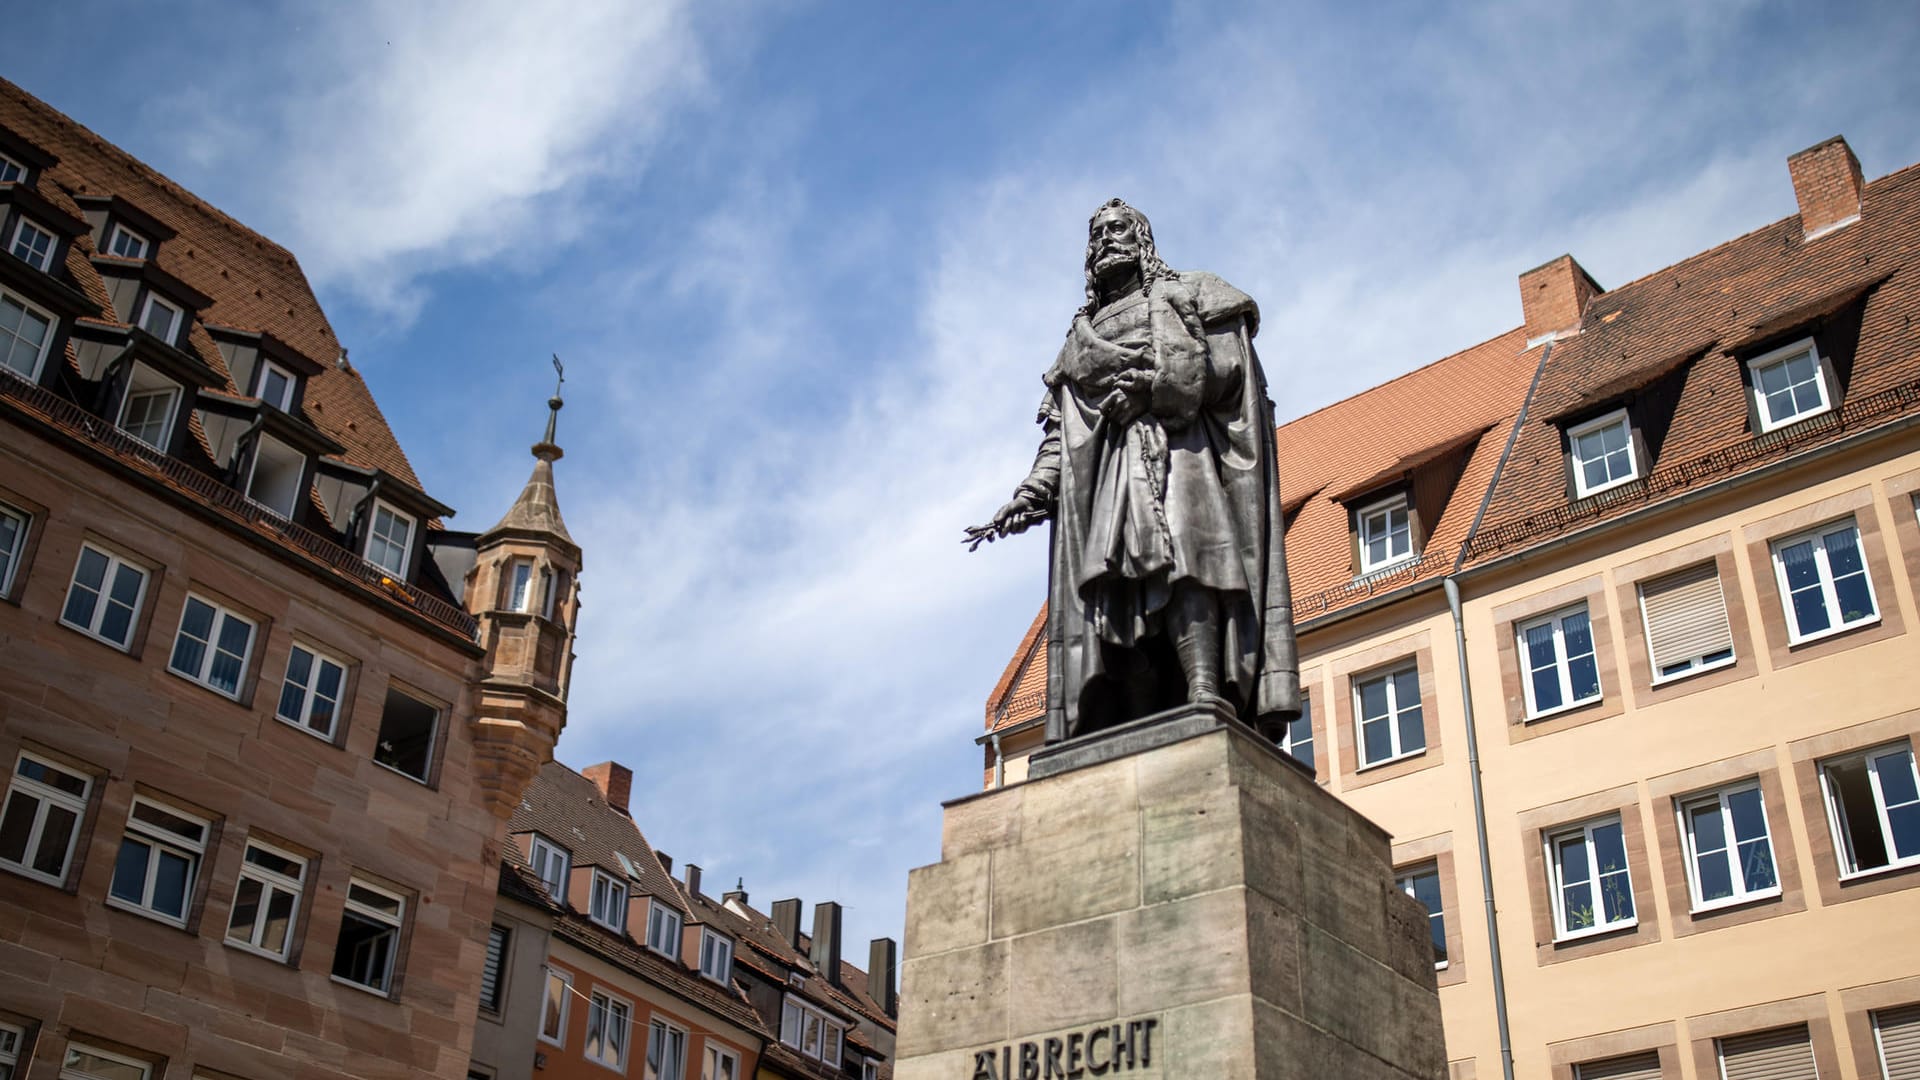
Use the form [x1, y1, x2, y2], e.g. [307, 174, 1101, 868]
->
[1016, 271, 1300, 741]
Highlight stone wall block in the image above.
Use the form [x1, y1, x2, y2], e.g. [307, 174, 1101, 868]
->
[1115, 888, 1251, 1015]
[1141, 784, 1244, 904]
[1236, 788, 1304, 910]
[1243, 887, 1304, 1015]
[942, 786, 1022, 860]
[1008, 918, 1118, 1031]
[1254, 1000, 1434, 1080]
[905, 852, 991, 957]
[1381, 884, 1441, 989]
[897, 940, 1009, 1057]
[1299, 923, 1447, 1079]
[1161, 995, 1257, 1078]
[991, 815, 1138, 939]
[1016, 755, 1136, 838]
[1134, 731, 1231, 806]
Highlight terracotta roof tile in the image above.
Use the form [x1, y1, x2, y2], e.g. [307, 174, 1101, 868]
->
[506, 761, 685, 911]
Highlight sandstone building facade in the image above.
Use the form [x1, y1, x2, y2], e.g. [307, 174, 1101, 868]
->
[983, 136, 1920, 1080]
[0, 79, 578, 1078]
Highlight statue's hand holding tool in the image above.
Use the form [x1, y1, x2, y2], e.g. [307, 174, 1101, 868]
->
[963, 492, 1050, 551]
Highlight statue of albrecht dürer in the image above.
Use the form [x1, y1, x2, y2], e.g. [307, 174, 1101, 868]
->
[967, 199, 1301, 743]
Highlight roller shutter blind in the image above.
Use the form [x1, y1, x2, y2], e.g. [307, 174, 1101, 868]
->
[1877, 1004, 1920, 1079]
[1575, 1050, 1662, 1080]
[1716, 1025, 1816, 1080]
[480, 925, 509, 1011]
[1640, 562, 1733, 671]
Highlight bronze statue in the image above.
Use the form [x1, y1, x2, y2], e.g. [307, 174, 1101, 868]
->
[967, 199, 1300, 743]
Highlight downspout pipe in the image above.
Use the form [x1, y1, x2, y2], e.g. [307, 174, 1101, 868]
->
[991, 731, 1005, 789]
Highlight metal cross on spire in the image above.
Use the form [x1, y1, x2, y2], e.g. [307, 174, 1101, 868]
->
[544, 353, 566, 446]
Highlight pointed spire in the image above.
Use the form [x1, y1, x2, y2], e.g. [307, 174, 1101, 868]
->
[483, 357, 573, 544]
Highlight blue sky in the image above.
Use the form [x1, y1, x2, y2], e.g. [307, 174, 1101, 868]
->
[14, 0, 1919, 956]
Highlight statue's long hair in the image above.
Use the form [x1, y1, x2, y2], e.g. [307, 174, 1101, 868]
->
[1078, 198, 1177, 319]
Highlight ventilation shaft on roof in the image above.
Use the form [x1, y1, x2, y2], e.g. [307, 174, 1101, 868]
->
[811, 901, 843, 984]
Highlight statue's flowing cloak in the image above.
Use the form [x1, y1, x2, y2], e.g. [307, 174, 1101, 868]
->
[1031, 271, 1300, 740]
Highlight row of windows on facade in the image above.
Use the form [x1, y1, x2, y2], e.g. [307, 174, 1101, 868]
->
[1273, 504, 1913, 778]
[1564, 1007, 1920, 1080]
[1376, 738, 1917, 984]
[0, 752, 416, 998]
[0, 516, 446, 781]
[523, 832, 736, 984]
[1347, 337, 1842, 577]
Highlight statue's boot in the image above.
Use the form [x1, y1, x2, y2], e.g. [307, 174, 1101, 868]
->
[1169, 583, 1224, 706]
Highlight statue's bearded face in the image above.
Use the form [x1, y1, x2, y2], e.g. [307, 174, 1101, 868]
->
[1088, 207, 1144, 284]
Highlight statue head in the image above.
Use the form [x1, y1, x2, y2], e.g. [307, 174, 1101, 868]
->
[1081, 198, 1174, 314]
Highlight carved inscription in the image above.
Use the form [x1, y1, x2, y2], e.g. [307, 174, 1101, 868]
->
[968, 1019, 1158, 1080]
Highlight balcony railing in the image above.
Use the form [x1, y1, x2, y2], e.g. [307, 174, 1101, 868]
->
[1, 371, 478, 639]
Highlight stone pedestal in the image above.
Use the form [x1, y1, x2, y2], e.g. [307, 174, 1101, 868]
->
[896, 705, 1445, 1080]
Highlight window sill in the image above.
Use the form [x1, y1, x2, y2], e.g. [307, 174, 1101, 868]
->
[370, 759, 432, 788]
[167, 667, 245, 702]
[272, 713, 339, 745]
[588, 916, 625, 935]
[1755, 404, 1835, 435]
[58, 618, 134, 654]
[1688, 889, 1782, 916]
[1836, 857, 1920, 884]
[224, 937, 295, 965]
[1356, 748, 1427, 773]
[1785, 614, 1881, 649]
[537, 1034, 565, 1049]
[1649, 655, 1738, 687]
[104, 895, 190, 930]
[1573, 474, 1641, 500]
[0, 859, 67, 888]
[645, 944, 679, 961]
[1551, 918, 1638, 945]
[328, 973, 393, 999]
[588, 1056, 627, 1075]
[1523, 695, 1605, 724]
[1356, 555, 1418, 580]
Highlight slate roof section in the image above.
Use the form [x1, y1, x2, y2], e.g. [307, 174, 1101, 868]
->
[0, 76, 423, 487]
[507, 760, 685, 913]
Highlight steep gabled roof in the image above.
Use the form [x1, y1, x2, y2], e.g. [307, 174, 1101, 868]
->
[507, 761, 684, 911]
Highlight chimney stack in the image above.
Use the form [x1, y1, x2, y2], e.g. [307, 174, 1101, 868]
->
[772, 898, 803, 951]
[868, 937, 897, 1017]
[723, 878, 748, 908]
[656, 850, 672, 874]
[1519, 254, 1603, 346]
[1789, 135, 1864, 240]
[684, 864, 702, 897]
[582, 762, 632, 814]
[810, 901, 843, 984]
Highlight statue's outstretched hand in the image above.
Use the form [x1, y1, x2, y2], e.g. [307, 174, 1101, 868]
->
[964, 492, 1050, 551]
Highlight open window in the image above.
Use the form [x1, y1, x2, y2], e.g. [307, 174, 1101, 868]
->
[364, 501, 414, 578]
[116, 363, 181, 452]
[372, 686, 440, 784]
[245, 434, 306, 519]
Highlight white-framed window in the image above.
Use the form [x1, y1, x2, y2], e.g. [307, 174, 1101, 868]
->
[59, 1043, 153, 1080]
[365, 501, 414, 578]
[589, 869, 627, 933]
[107, 795, 210, 927]
[1677, 783, 1779, 912]
[0, 501, 28, 597]
[539, 966, 571, 1046]
[1747, 338, 1832, 431]
[1356, 494, 1414, 573]
[480, 924, 510, 1014]
[373, 686, 439, 784]
[1716, 1025, 1817, 1079]
[9, 218, 55, 272]
[276, 644, 346, 739]
[824, 1020, 844, 1068]
[1516, 604, 1601, 718]
[116, 364, 180, 451]
[225, 839, 306, 960]
[646, 900, 682, 958]
[699, 928, 734, 983]
[779, 998, 843, 1062]
[587, 991, 634, 1071]
[331, 877, 404, 995]
[0, 1020, 21, 1079]
[138, 293, 183, 346]
[703, 1044, 739, 1080]
[507, 559, 535, 612]
[244, 433, 305, 520]
[529, 834, 570, 903]
[1546, 815, 1636, 940]
[645, 1017, 686, 1080]
[1396, 862, 1447, 969]
[106, 223, 148, 259]
[1354, 664, 1423, 768]
[864, 1061, 879, 1080]
[0, 751, 92, 885]
[1772, 519, 1878, 643]
[541, 566, 559, 620]
[1277, 696, 1313, 772]
[0, 155, 23, 184]
[167, 594, 256, 699]
[0, 287, 57, 382]
[257, 359, 295, 410]
[1567, 408, 1637, 497]
[60, 543, 149, 651]
[1820, 742, 1920, 878]
[1637, 562, 1735, 683]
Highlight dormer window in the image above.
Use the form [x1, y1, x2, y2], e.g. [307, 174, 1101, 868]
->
[645, 900, 682, 958]
[245, 434, 305, 519]
[106, 223, 149, 259]
[1747, 338, 1832, 432]
[139, 293, 183, 346]
[116, 363, 181, 451]
[1567, 408, 1638, 498]
[0, 288, 55, 381]
[9, 218, 55, 271]
[364, 501, 414, 578]
[257, 359, 296, 410]
[1357, 493, 1414, 574]
[0, 155, 22, 183]
[589, 869, 628, 933]
[699, 928, 734, 983]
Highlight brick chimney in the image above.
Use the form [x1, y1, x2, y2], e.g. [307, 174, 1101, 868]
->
[684, 864, 702, 898]
[582, 761, 631, 814]
[1789, 135, 1864, 240]
[723, 878, 748, 908]
[772, 898, 803, 950]
[656, 850, 672, 874]
[868, 937, 897, 1017]
[810, 901, 843, 984]
[1519, 254, 1603, 346]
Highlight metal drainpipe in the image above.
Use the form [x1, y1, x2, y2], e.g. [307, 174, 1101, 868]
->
[990, 731, 1005, 789]
[1445, 577, 1515, 1080]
